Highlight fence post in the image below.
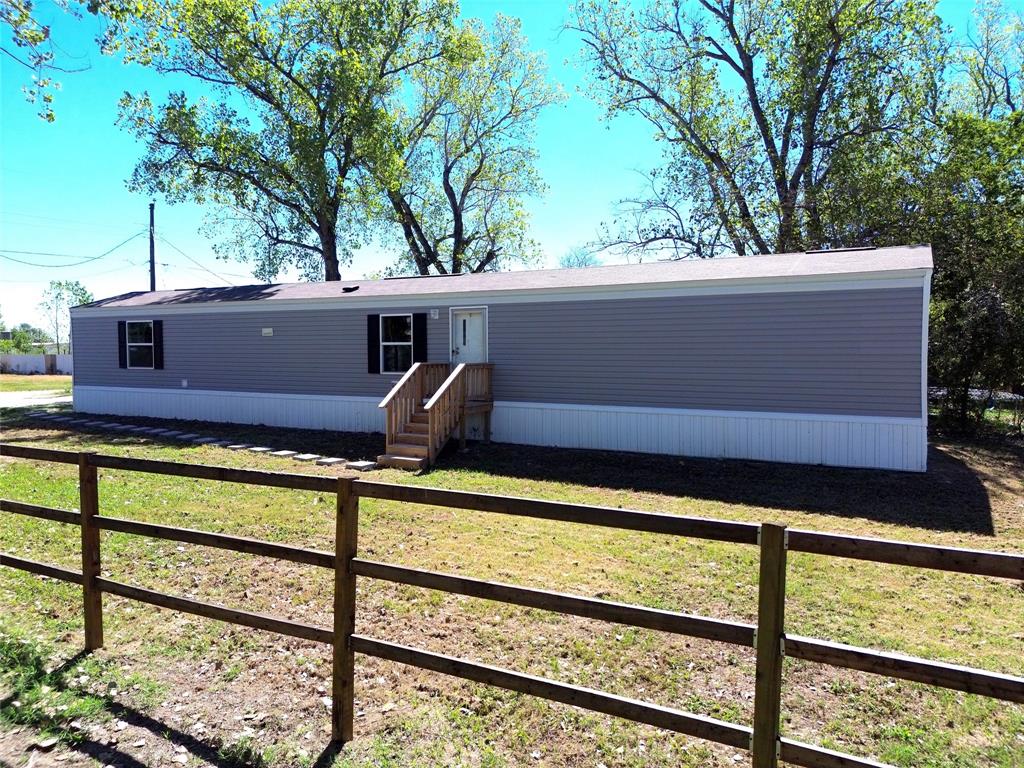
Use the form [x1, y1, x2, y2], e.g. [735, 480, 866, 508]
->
[332, 477, 358, 743]
[752, 523, 787, 767]
[79, 453, 103, 650]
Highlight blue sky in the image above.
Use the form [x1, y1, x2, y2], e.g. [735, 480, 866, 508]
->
[0, 0, 976, 329]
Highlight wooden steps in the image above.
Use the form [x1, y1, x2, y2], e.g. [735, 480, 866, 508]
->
[376, 454, 427, 470]
[378, 362, 494, 471]
[377, 408, 431, 468]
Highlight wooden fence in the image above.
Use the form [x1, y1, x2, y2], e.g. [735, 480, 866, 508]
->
[1, 442, 1022, 768]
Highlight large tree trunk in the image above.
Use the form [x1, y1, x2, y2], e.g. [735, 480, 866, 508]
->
[320, 223, 341, 281]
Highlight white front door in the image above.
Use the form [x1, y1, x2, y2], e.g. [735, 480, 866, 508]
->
[451, 309, 487, 365]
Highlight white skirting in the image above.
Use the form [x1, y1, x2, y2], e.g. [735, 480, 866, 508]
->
[72, 386, 927, 472]
[72, 385, 382, 434]
[489, 401, 927, 472]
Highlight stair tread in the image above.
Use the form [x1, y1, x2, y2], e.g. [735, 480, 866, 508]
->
[387, 442, 429, 457]
[376, 454, 426, 469]
[397, 432, 429, 445]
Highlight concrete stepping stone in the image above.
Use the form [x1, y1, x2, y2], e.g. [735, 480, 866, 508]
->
[174, 433, 200, 441]
[129, 426, 153, 433]
[248, 446, 273, 453]
[226, 444, 251, 450]
[269, 450, 298, 458]
[346, 460, 377, 471]
[192, 436, 219, 444]
[210, 440, 233, 447]
[316, 457, 346, 466]
[68, 419, 90, 425]
[37, 414, 61, 420]
[51, 416, 73, 422]
[113, 424, 136, 432]
[83, 421, 106, 427]
[292, 453, 321, 462]
[160, 430, 183, 437]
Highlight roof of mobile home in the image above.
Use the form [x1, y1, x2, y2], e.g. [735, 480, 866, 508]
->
[78, 244, 932, 310]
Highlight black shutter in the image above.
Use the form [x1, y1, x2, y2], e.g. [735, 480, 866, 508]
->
[367, 314, 380, 373]
[412, 313, 428, 363]
[117, 321, 127, 369]
[152, 320, 164, 369]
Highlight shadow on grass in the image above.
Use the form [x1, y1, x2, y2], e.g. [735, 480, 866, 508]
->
[0, 635, 342, 768]
[2, 407, 1000, 535]
[436, 441, 999, 535]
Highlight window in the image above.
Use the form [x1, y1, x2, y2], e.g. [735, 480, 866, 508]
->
[126, 321, 154, 369]
[380, 314, 413, 374]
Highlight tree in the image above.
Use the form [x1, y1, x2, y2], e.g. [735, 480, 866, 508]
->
[919, 113, 1024, 424]
[559, 247, 602, 269]
[571, 0, 943, 257]
[380, 15, 561, 275]
[822, 0, 1023, 426]
[961, 0, 1022, 118]
[0, 0, 134, 121]
[119, 0, 461, 281]
[40, 280, 92, 353]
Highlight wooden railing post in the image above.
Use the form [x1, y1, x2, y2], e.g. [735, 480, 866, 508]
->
[752, 523, 787, 767]
[332, 477, 359, 743]
[78, 453, 103, 650]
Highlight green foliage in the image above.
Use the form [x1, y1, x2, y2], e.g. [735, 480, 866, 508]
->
[116, 0, 477, 281]
[381, 14, 562, 275]
[116, 0, 558, 280]
[0, 0, 75, 121]
[572, 0, 944, 256]
[916, 113, 1024, 425]
[39, 279, 92, 353]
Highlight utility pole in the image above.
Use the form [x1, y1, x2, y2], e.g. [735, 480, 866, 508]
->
[149, 201, 156, 292]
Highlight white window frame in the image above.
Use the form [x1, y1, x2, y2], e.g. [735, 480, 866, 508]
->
[380, 313, 413, 375]
[125, 320, 155, 370]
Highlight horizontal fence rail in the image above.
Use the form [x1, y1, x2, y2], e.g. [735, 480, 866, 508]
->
[351, 634, 753, 749]
[95, 515, 335, 569]
[95, 577, 334, 645]
[0, 553, 83, 585]
[788, 529, 1024, 580]
[353, 480, 761, 543]
[786, 635, 1024, 704]
[2, 442, 1023, 768]
[351, 558, 756, 646]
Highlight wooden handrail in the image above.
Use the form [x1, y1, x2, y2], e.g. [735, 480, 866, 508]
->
[378, 362, 450, 451]
[423, 364, 468, 463]
[377, 362, 422, 409]
[424, 363, 466, 411]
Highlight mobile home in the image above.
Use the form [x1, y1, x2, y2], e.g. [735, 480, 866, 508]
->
[70, 245, 932, 471]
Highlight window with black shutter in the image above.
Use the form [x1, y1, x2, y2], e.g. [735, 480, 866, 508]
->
[369, 312, 428, 374]
[119, 320, 164, 370]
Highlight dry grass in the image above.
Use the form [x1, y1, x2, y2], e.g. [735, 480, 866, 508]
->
[0, 375, 72, 394]
[0, 407, 1022, 768]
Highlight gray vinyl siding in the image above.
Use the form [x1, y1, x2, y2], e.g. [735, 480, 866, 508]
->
[72, 307, 450, 398]
[488, 288, 922, 418]
[72, 286, 923, 418]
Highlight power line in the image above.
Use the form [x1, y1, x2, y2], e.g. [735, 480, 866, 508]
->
[0, 258, 149, 283]
[156, 235, 236, 286]
[0, 231, 146, 268]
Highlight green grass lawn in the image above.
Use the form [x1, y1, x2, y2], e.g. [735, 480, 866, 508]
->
[0, 374, 72, 394]
[0, 410, 1022, 767]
